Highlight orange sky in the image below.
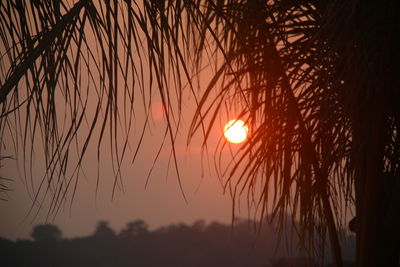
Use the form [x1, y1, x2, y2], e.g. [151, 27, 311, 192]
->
[0, 66, 255, 240]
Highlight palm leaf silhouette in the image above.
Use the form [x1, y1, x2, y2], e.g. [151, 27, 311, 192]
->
[0, 0, 198, 217]
[188, 1, 400, 266]
[1, 1, 399, 266]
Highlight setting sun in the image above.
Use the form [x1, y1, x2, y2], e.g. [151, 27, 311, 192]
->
[224, 119, 249, 144]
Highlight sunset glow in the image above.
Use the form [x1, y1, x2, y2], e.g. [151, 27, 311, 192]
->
[223, 119, 249, 144]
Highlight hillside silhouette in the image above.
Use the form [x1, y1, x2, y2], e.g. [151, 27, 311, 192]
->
[0, 217, 355, 267]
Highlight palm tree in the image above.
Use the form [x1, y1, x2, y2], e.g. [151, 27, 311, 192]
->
[189, 1, 399, 266]
[1, 0, 399, 266]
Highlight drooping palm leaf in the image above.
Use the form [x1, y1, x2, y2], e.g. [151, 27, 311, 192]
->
[0, 0, 204, 218]
[1, 0, 400, 266]
[188, 0, 400, 265]
[187, 1, 349, 264]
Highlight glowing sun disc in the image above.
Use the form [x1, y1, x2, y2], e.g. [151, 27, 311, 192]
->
[224, 119, 249, 144]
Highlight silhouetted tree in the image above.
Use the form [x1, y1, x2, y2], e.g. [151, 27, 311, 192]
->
[1, 1, 399, 266]
[0, 218, 358, 266]
[120, 220, 148, 238]
[188, 1, 400, 266]
[31, 224, 62, 242]
[93, 221, 116, 240]
[192, 219, 206, 232]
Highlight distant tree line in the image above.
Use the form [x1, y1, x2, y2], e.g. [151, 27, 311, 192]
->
[0, 217, 355, 267]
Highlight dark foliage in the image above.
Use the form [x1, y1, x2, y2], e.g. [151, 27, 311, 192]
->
[1, 0, 400, 265]
[31, 224, 62, 242]
[1, 218, 355, 267]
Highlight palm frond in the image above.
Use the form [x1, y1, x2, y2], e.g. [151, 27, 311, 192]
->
[187, 0, 400, 265]
[0, 0, 201, 218]
[188, 0, 351, 264]
[2, 0, 400, 265]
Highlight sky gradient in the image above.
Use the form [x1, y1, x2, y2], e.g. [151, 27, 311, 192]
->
[0, 92, 246, 240]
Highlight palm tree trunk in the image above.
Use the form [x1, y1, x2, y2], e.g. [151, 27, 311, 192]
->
[356, 110, 384, 266]
[354, 100, 399, 266]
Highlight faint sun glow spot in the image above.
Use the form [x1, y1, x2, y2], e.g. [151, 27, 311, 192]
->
[151, 101, 165, 121]
[224, 119, 249, 144]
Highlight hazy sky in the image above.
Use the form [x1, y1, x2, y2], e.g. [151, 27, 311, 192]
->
[0, 2, 253, 241]
[0, 89, 248, 240]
